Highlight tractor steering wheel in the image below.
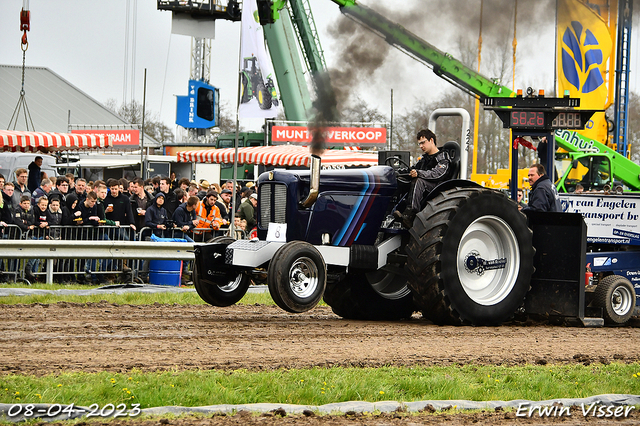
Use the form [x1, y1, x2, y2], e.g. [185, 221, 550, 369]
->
[384, 156, 410, 169]
[384, 156, 413, 184]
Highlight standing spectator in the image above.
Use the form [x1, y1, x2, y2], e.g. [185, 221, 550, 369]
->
[32, 196, 51, 238]
[104, 179, 135, 274]
[172, 196, 199, 242]
[30, 195, 50, 282]
[119, 178, 130, 196]
[1, 182, 16, 224]
[129, 177, 153, 231]
[47, 196, 71, 237]
[94, 184, 116, 227]
[65, 173, 75, 191]
[170, 172, 179, 191]
[197, 180, 210, 199]
[74, 191, 101, 282]
[128, 180, 136, 196]
[151, 176, 161, 195]
[218, 189, 233, 221]
[27, 156, 43, 193]
[12, 195, 36, 281]
[194, 191, 224, 240]
[174, 188, 187, 206]
[522, 163, 562, 213]
[237, 192, 258, 230]
[516, 189, 527, 210]
[156, 177, 178, 218]
[49, 176, 70, 204]
[31, 178, 52, 205]
[47, 196, 70, 281]
[72, 178, 87, 202]
[187, 183, 198, 198]
[178, 177, 190, 191]
[12, 195, 36, 233]
[144, 192, 170, 237]
[12, 168, 30, 207]
[239, 186, 252, 204]
[74, 191, 100, 227]
[104, 178, 137, 237]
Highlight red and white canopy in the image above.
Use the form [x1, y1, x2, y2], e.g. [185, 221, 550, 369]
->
[177, 145, 378, 167]
[0, 130, 112, 152]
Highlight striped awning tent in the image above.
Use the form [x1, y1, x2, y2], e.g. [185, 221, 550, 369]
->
[177, 145, 378, 167]
[0, 130, 112, 152]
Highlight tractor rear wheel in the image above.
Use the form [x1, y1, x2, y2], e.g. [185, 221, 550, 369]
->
[406, 187, 534, 325]
[194, 236, 250, 307]
[256, 82, 272, 110]
[240, 74, 250, 103]
[323, 267, 415, 320]
[594, 275, 635, 324]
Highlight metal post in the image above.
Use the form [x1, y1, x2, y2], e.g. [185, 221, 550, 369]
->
[511, 134, 518, 200]
[389, 89, 393, 150]
[140, 68, 147, 178]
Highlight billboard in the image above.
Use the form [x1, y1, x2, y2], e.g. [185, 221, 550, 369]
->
[176, 80, 219, 129]
[71, 129, 139, 148]
[271, 126, 387, 147]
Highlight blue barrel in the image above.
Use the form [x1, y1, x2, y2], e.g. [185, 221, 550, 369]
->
[149, 260, 183, 286]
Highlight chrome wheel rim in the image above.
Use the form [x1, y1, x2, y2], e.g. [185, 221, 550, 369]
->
[288, 257, 318, 298]
[457, 215, 520, 306]
[366, 269, 411, 300]
[218, 274, 243, 293]
[611, 285, 634, 316]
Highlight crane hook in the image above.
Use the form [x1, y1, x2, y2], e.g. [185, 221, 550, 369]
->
[20, 3, 30, 49]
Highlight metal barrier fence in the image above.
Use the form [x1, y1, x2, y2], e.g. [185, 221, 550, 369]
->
[1, 224, 26, 283]
[0, 224, 248, 284]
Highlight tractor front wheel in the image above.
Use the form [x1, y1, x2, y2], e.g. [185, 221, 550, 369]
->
[193, 236, 250, 307]
[268, 241, 326, 313]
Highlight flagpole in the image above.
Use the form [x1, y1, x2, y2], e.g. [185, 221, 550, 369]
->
[230, 14, 245, 238]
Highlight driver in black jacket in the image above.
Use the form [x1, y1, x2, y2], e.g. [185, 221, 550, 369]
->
[395, 129, 451, 227]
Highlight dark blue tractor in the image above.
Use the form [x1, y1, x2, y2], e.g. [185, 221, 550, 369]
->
[193, 147, 536, 325]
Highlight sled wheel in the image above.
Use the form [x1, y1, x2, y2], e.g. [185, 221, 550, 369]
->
[256, 83, 272, 110]
[268, 241, 326, 313]
[194, 236, 250, 307]
[407, 187, 534, 325]
[594, 275, 636, 325]
[323, 267, 415, 320]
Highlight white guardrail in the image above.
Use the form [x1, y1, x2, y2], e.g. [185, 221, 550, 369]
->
[2, 240, 195, 284]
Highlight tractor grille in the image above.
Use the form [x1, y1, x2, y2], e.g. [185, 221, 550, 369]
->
[259, 183, 287, 225]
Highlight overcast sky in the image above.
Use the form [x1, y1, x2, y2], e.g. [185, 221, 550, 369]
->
[1, 0, 638, 133]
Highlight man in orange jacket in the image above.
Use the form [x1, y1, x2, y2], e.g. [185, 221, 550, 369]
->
[194, 190, 223, 239]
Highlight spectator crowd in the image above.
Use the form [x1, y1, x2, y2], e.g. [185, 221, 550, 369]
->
[0, 160, 258, 284]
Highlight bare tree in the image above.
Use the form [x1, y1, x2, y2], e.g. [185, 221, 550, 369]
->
[105, 99, 174, 144]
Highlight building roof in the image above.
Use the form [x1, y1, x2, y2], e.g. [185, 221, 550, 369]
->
[0, 65, 160, 148]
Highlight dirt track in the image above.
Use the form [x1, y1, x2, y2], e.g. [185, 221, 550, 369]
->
[1, 302, 639, 424]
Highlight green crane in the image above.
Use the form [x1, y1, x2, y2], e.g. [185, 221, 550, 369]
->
[258, 0, 640, 192]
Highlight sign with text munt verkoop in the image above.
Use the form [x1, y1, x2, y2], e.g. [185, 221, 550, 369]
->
[271, 126, 387, 147]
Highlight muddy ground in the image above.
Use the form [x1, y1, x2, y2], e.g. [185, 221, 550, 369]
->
[1, 302, 639, 425]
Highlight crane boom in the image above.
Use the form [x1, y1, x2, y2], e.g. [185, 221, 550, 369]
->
[323, 0, 640, 191]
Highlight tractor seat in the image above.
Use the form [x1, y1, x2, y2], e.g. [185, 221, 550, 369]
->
[441, 141, 461, 180]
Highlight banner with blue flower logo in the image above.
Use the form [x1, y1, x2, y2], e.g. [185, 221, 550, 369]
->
[557, 0, 613, 143]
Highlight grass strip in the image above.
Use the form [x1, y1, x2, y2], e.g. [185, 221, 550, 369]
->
[0, 284, 276, 306]
[1, 364, 639, 409]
